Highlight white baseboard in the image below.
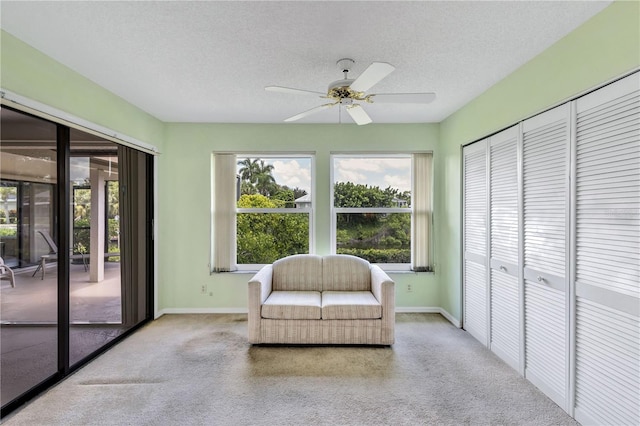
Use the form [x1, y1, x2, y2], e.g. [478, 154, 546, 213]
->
[396, 307, 461, 328]
[395, 307, 441, 313]
[155, 306, 461, 328]
[438, 308, 461, 328]
[157, 308, 248, 317]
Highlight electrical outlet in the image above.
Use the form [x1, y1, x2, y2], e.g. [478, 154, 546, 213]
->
[407, 284, 413, 293]
[200, 284, 207, 294]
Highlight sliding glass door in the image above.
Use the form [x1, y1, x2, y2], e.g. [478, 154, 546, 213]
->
[0, 108, 59, 406]
[69, 131, 123, 365]
[0, 106, 153, 414]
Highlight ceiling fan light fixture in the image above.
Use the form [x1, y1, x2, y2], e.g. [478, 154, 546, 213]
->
[327, 80, 365, 102]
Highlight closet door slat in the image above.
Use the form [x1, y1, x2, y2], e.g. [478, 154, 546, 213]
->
[575, 299, 640, 426]
[573, 72, 640, 426]
[490, 130, 519, 265]
[522, 104, 569, 411]
[463, 140, 489, 346]
[490, 269, 520, 370]
[524, 280, 567, 407]
[462, 72, 639, 425]
[489, 126, 520, 370]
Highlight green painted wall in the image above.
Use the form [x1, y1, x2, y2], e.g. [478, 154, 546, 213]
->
[1, 28, 441, 313]
[159, 123, 440, 311]
[1, 30, 165, 147]
[2, 1, 637, 318]
[437, 1, 640, 321]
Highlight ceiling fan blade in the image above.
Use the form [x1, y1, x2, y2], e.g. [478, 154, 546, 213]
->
[346, 104, 373, 126]
[349, 62, 395, 93]
[265, 86, 325, 96]
[368, 93, 436, 104]
[284, 103, 336, 122]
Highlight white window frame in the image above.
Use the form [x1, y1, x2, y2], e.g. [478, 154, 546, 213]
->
[330, 153, 413, 272]
[235, 154, 315, 271]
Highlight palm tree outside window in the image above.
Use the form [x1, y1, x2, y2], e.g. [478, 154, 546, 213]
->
[233, 155, 313, 268]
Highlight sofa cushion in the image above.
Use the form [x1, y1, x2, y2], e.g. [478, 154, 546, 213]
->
[262, 291, 322, 320]
[321, 291, 382, 320]
[273, 254, 323, 292]
[322, 255, 371, 291]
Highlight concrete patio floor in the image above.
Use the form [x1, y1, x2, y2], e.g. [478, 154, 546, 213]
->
[1, 261, 122, 323]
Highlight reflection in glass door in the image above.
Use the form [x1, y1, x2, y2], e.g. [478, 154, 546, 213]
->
[0, 108, 58, 407]
[72, 185, 91, 259]
[68, 134, 123, 365]
[0, 181, 19, 267]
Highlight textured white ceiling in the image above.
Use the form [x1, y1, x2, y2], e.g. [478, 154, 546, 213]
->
[1, 1, 611, 124]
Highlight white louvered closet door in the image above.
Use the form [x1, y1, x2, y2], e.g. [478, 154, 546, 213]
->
[463, 139, 489, 346]
[573, 73, 640, 426]
[522, 104, 570, 411]
[489, 126, 521, 372]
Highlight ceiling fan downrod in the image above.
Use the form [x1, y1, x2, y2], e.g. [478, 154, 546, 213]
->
[336, 58, 355, 76]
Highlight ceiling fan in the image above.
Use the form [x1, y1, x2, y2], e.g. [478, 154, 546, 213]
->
[265, 58, 436, 125]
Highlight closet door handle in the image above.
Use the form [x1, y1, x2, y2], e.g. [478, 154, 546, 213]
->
[537, 275, 544, 283]
[499, 265, 507, 272]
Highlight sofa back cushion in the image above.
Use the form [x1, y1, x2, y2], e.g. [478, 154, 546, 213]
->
[322, 255, 371, 291]
[272, 254, 323, 291]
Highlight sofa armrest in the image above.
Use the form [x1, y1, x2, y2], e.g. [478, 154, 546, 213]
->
[248, 265, 273, 343]
[370, 265, 395, 344]
[249, 264, 273, 304]
[370, 265, 394, 305]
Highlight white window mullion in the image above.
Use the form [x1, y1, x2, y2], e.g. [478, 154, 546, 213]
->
[237, 208, 308, 214]
[334, 207, 412, 214]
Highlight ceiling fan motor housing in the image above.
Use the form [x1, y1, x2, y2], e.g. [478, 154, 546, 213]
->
[328, 79, 366, 102]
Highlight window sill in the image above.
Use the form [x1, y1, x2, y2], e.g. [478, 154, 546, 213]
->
[211, 269, 434, 275]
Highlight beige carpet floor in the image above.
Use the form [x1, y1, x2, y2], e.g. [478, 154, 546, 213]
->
[3, 313, 577, 425]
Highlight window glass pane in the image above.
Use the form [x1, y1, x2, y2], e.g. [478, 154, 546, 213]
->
[237, 157, 311, 208]
[235, 156, 312, 264]
[237, 213, 309, 264]
[333, 157, 411, 207]
[336, 213, 411, 263]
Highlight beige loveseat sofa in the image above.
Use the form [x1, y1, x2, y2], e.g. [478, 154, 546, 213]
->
[248, 254, 395, 345]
